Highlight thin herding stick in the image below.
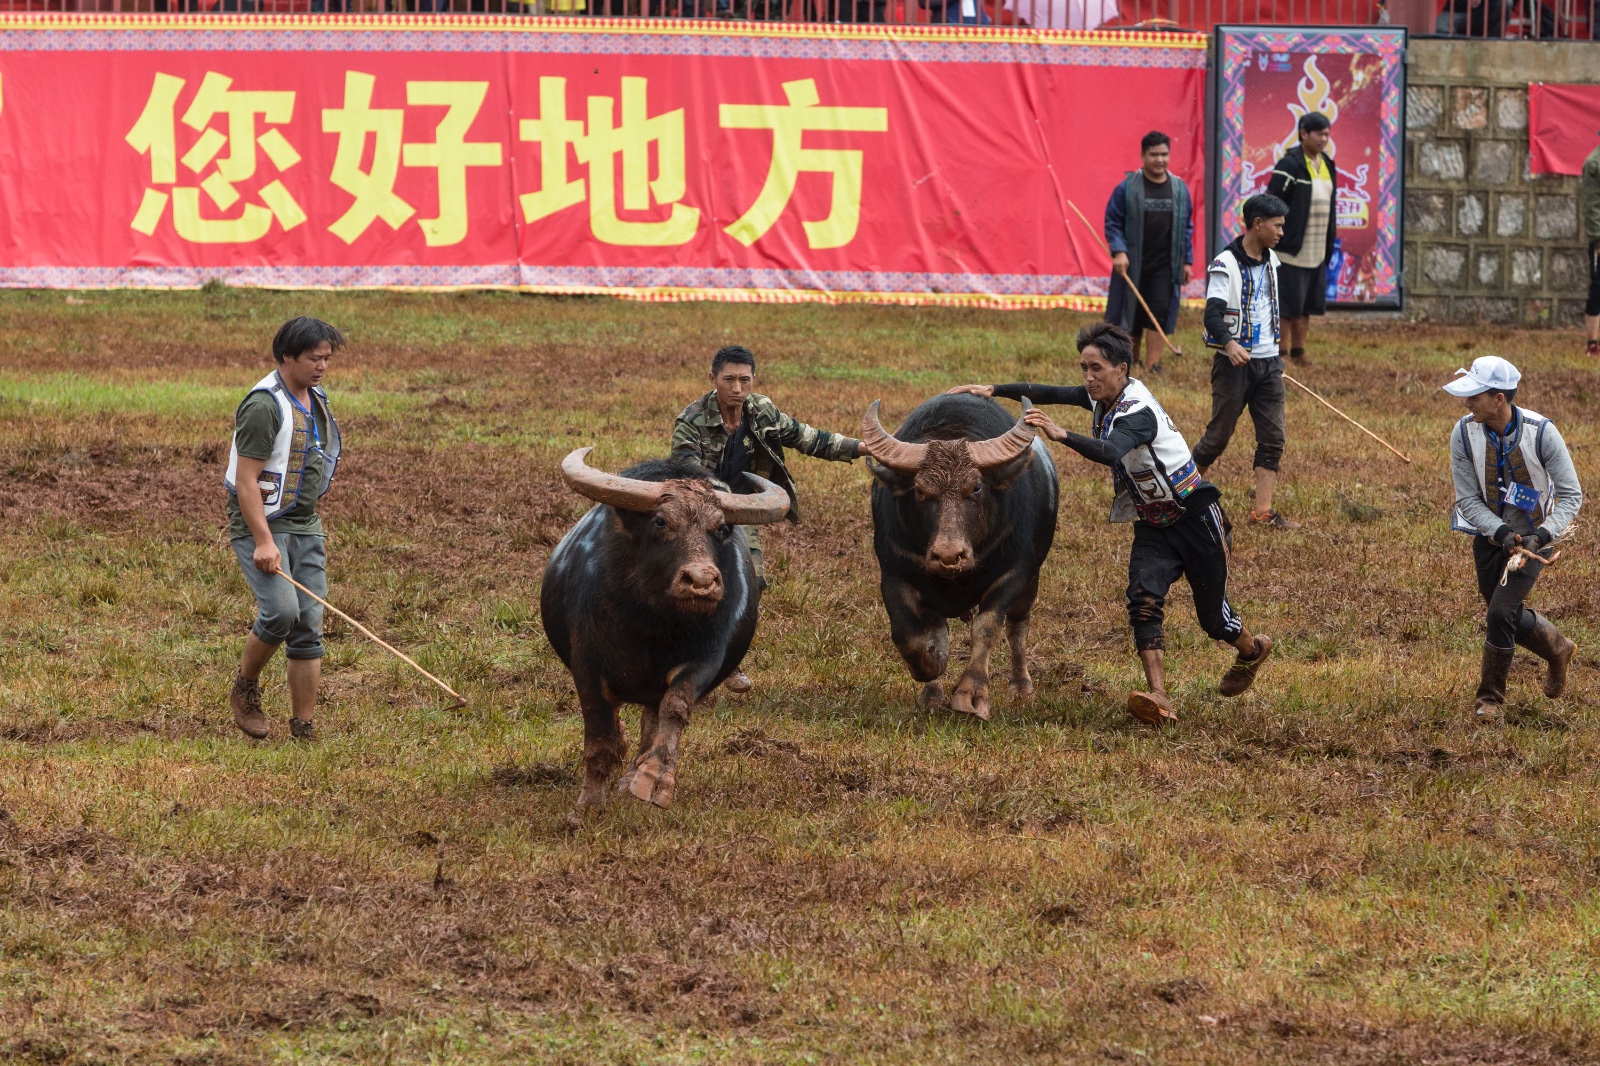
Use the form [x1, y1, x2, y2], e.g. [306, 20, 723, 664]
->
[278, 571, 468, 708]
[1065, 199, 1184, 359]
[1282, 372, 1412, 464]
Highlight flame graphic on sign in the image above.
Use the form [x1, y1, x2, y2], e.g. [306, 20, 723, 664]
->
[1277, 56, 1339, 158]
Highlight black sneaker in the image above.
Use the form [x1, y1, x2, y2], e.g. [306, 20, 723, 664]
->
[289, 718, 317, 741]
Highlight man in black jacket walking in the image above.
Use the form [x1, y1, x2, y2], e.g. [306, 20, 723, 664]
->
[1266, 112, 1338, 369]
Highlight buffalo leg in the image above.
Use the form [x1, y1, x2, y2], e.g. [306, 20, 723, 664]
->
[573, 676, 628, 819]
[1006, 616, 1035, 698]
[886, 580, 951, 708]
[949, 608, 1003, 722]
[621, 673, 704, 810]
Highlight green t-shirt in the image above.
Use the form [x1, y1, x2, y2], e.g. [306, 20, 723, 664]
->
[227, 389, 327, 541]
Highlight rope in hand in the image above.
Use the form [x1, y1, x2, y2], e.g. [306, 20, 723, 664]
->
[1499, 544, 1561, 586]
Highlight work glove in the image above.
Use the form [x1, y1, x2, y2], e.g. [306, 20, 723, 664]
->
[1492, 525, 1520, 549]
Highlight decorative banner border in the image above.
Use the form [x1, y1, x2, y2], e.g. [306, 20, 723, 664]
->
[0, 15, 1209, 308]
[1208, 25, 1406, 309]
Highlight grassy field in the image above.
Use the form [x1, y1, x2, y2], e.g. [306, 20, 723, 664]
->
[1, 288, 1598, 1065]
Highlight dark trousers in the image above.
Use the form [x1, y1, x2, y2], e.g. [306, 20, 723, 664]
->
[1586, 244, 1600, 318]
[1472, 535, 1545, 650]
[1192, 354, 1287, 473]
[1126, 503, 1243, 652]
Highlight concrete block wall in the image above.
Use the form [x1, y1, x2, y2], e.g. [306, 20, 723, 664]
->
[1404, 39, 1596, 325]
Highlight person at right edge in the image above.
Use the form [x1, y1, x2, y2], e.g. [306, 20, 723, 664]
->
[1581, 132, 1600, 358]
[1444, 356, 1581, 722]
[1266, 112, 1337, 370]
[1193, 192, 1300, 530]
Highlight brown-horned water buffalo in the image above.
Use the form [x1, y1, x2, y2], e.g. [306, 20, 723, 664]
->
[859, 394, 1059, 721]
[541, 450, 789, 818]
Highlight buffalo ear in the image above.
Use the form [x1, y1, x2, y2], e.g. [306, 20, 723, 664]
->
[866, 457, 913, 494]
[609, 507, 643, 541]
[982, 447, 1035, 491]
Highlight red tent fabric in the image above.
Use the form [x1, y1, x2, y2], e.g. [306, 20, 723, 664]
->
[1528, 83, 1600, 176]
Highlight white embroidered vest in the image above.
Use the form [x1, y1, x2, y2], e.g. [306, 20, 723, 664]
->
[1451, 408, 1553, 534]
[1098, 380, 1203, 526]
[224, 371, 342, 520]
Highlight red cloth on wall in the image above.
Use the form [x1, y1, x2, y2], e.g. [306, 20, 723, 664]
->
[1528, 83, 1600, 176]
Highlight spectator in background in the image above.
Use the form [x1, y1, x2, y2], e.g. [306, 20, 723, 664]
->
[1001, 0, 1116, 28]
[1267, 112, 1337, 369]
[1104, 130, 1194, 375]
[1583, 133, 1600, 357]
[921, 0, 992, 22]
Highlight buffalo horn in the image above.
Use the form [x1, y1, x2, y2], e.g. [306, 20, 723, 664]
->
[859, 400, 929, 473]
[715, 473, 792, 525]
[967, 397, 1037, 470]
[560, 447, 669, 512]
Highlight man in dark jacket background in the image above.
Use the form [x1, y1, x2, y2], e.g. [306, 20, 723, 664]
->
[1104, 130, 1194, 375]
[1266, 113, 1338, 369]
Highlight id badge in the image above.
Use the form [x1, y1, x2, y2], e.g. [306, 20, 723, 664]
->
[1248, 322, 1261, 348]
[1501, 481, 1540, 514]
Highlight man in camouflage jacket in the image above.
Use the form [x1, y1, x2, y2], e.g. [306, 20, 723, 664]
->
[672, 345, 866, 692]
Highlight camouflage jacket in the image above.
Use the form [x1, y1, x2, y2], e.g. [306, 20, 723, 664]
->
[670, 391, 862, 523]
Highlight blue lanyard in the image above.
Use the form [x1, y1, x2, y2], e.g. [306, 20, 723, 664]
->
[277, 373, 321, 451]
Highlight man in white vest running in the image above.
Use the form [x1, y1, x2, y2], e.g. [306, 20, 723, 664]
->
[1444, 356, 1582, 720]
[949, 323, 1272, 725]
[224, 317, 345, 741]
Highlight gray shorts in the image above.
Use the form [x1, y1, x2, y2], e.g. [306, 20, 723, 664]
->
[232, 533, 327, 660]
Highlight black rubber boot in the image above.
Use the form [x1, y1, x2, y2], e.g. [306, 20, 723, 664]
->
[1473, 644, 1515, 721]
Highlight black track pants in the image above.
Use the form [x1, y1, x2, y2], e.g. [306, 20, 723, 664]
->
[1126, 503, 1244, 652]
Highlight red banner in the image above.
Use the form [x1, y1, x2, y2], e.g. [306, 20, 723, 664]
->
[0, 15, 1205, 308]
[1528, 83, 1600, 177]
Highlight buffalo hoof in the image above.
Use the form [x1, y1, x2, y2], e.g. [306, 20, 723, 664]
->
[625, 754, 677, 809]
[917, 681, 948, 710]
[949, 676, 991, 722]
[1008, 678, 1036, 700]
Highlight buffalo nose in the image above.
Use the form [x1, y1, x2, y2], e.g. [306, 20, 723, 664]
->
[929, 544, 974, 570]
[674, 563, 723, 598]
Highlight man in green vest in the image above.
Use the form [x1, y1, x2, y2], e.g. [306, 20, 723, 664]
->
[671, 345, 868, 691]
[1104, 130, 1195, 375]
[225, 317, 345, 741]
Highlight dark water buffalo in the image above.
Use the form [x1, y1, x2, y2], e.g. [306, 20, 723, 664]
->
[860, 395, 1058, 721]
[541, 449, 789, 817]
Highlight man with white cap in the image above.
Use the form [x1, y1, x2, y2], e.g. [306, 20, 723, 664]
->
[1444, 356, 1582, 720]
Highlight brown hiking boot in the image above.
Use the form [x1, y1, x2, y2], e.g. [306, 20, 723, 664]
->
[724, 671, 753, 694]
[289, 717, 317, 742]
[1518, 614, 1576, 698]
[1127, 690, 1177, 725]
[1473, 644, 1515, 722]
[1219, 636, 1272, 697]
[230, 671, 269, 739]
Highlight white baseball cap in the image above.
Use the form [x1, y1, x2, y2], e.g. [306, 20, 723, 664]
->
[1442, 355, 1521, 397]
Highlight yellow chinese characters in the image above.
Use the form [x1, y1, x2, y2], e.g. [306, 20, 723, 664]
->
[519, 76, 699, 247]
[322, 75, 502, 247]
[720, 79, 888, 250]
[126, 71, 307, 244]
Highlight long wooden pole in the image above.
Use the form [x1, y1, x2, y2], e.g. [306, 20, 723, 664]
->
[1065, 198, 1184, 358]
[1282, 372, 1412, 464]
[278, 571, 468, 707]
